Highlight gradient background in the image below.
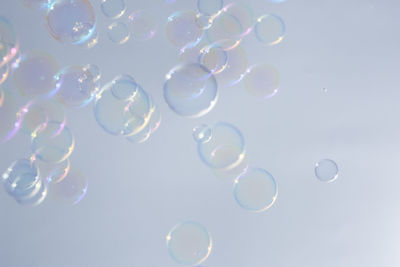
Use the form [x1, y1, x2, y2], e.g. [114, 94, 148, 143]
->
[1, 0, 400, 266]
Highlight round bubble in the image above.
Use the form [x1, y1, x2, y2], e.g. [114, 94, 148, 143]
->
[234, 168, 278, 212]
[126, 101, 161, 143]
[128, 11, 157, 41]
[15, 179, 48, 206]
[0, 17, 19, 68]
[46, 0, 96, 45]
[197, 122, 245, 170]
[221, 3, 254, 37]
[0, 88, 23, 144]
[164, 63, 218, 117]
[84, 64, 101, 82]
[0, 63, 9, 85]
[195, 14, 213, 30]
[166, 11, 204, 51]
[54, 65, 100, 108]
[214, 44, 247, 86]
[213, 152, 248, 180]
[315, 159, 338, 182]
[50, 168, 88, 205]
[35, 157, 70, 184]
[78, 29, 99, 49]
[193, 124, 212, 143]
[254, 14, 285, 45]
[199, 43, 228, 74]
[107, 21, 130, 44]
[31, 121, 75, 164]
[100, 0, 126, 19]
[166, 221, 212, 265]
[12, 51, 59, 98]
[244, 64, 279, 98]
[197, 0, 223, 16]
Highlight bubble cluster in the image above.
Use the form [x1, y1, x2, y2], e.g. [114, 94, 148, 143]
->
[315, 159, 339, 182]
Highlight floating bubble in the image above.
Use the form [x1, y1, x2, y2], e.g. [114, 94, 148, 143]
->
[0, 88, 22, 144]
[164, 63, 218, 117]
[199, 42, 228, 74]
[221, 3, 253, 37]
[78, 29, 99, 49]
[15, 178, 48, 206]
[166, 11, 204, 51]
[315, 159, 338, 182]
[0, 17, 19, 68]
[128, 11, 157, 41]
[54, 64, 100, 108]
[193, 124, 212, 143]
[213, 152, 248, 180]
[31, 121, 75, 164]
[166, 221, 212, 266]
[107, 21, 130, 44]
[243, 64, 279, 99]
[234, 168, 278, 212]
[254, 14, 285, 45]
[100, 0, 126, 19]
[50, 168, 88, 205]
[12, 51, 59, 98]
[34, 157, 70, 184]
[195, 14, 213, 30]
[197, 122, 245, 170]
[214, 44, 247, 86]
[84, 64, 101, 82]
[0, 63, 9, 85]
[197, 0, 223, 16]
[46, 0, 96, 45]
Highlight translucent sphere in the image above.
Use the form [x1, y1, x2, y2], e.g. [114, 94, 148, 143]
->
[164, 63, 218, 117]
[214, 44, 247, 86]
[50, 168, 88, 205]
[46, 0, 96, 45]
[100, 0, 126, 19]
[254, 14, 285, 46]
[0, 88, 22, 144]
[234, 168, 278, 212]
[15, 179, 48, 206]
[166, 221, 212, 265]
[244, 64, 279, 99]
[315, 159, 338, 182]
[128, 11, 157, 41]
[35, 157, 70, 184]
[197, 0, 223, 16]
[107, 22, 130, 44]
[0, 17, 19, 68]
[199, 42, 228, 74]
[192, 124, 212, 143]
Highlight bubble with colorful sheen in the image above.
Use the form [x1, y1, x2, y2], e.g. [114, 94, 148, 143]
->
[315, 159, 338, 182]
[234, 168, 278, 212]
[50, 168, 88, 205]
[0, 88, 23, 144]
[199, 42, 228, 74]
[0, 16, 19, 68]
[164, 63, 218, 117]
[128, 11, 157, 41]
[46, 0, 96, 45]
[100, 0, 126, 19]
[166, 221, 212, 266]
[244, 64, 279, 99]
[214, 43, 248, 86]
[34, 157, 70, 184]
[107, 22, 130, 44]
[197, 0, 223, 16]
[254, 14, 285, 45]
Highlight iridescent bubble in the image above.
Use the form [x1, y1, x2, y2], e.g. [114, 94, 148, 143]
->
[100, 0, 126, 19]
[166, 221, 212, 266]
[243, 64, 279, 99]
[0, 17, 19, 68]
[315, 159, 338, 182]
[199, 42, 228, 74]
[195, 14, 213, 30]
[54, 64, 100, 108]
[192, 124, 212, 143]
[12, 51, 59, 98]
[0, 63, 9, 85]
[78, 29, 99, 49]
[254, 14, 285, 45]
[50, 168, 88, 205]
[34, 157, 70, 184]
[31, 121, 75, 164]
[0, 88, 22, 144]
[233, 168, 278, 212]
[197, 0, 223, 16]
[15, 178, 48, 206]
[197, 122, 245, 170]
[107, 21, 130, 44]
[128, 11, 157, 41]
[164, 63, 218, 117]
[46, 0, 96, 45]
[221, 3, 253, 37]
[214, 44, 247, 86]
[166, 11, 204, 52]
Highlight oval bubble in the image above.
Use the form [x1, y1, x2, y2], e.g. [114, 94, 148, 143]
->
[244, 64, 279, 99]
[197, 0, 223, 16]
[0, 88, 23, 144]
[164, 63, 218, 117]
[254, 14, 285, 45]
[166, 221, 212, 266]
[100, 0, 126, 19]
[128, 11, 157, 41]
[107, 21, 130, 44]
[234, 168, 278, 212]
[315, 159, 338, 182]
[50, 168, 88, 205]
[0, 17, 19, 68]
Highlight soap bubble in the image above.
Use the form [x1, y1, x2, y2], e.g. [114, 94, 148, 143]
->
[15, 178, 48, 206]
[192, 124, 212, 143]
[78, 29, 99, 49]
[54, 64, 100, 107]
[254, 14, 285, 45]
[0, 17, 19, 68]
[315, 159, 338, 182]
[199, 42, 228, 74]
[164, 63, 218, 117]
[12, 51, 59, 99]
[107, 21, 130, 44]
[0, 88, 23, 144]
[31, 121, 75, 164]
[46, 0, 96, 45]
[0, 63, 9, 85]
[214, 44, 247, 86]
[166, 221, 212, 266]
[197, 122, 245, 170]
[34, 157, 70, 184]
[50, 168, 88, 205]
[100, 0, 126, 19]
[197, 0, 223, 16]
[243, 64, 279, 99]
[195, 14, 213, 30]
[128, 11, 157, 41]
[234, 168, 278, 212]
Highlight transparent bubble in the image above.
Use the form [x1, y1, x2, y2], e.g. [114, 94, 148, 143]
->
[35, 157, 70, 184]
[315, 159, 338, 182]
[164, 63, 218, 117]
[0, 88, 23, 144]
[166, 221, 212, 266]
[46, 0, 96, 45]
[234, 168, 278, 212]
[254, 14, 285, 45]
[221, 3, 253, 37]
[84, 64, 101, 82]
[199, 42, 228, 74]
[244, 64, 279, 99]
[12, 51, 59, 99]
[197, 122, 245, 170]
[31, 121, 75, 164]
[19, 0, 50, 11]
[100, 0, 126, 19]
[192, 124, 212, 143]
[50, 168, 88, 205]
[197, 0, 223, 16]
[78, 29, 99, 49]
[213, 152, 248, 180]
[107, 21, 130, 44]
[0, 17, 19, 68]
[214, 44, 247, 86]
[166, 11, 204, 52]
[195, 14, 213, 30]
[54, 65, 100, 108]
[0, 63, 9, 85]
[128, 11, 157, 41]
[15, 178, 48, 206]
